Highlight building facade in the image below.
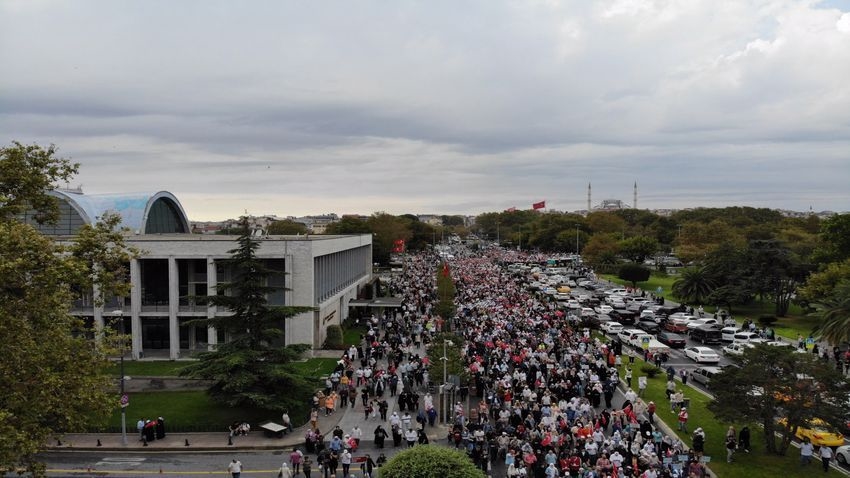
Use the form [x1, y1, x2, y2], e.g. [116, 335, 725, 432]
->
[26, 189, 373, 360]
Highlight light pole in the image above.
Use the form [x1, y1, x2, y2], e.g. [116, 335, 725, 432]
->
[441, 339, 453, 424]
[113, 309, 128, 446]
[575, 225, 580, 254]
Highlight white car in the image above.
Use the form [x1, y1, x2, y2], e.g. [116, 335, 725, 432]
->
[733, 331, 761, 343]
[834, 445, 850, 465]
[687, 318, 719, 331]
[722, 342, 754, 356]
[596, 305, 613, 315]
[566, 300, 581, 309]
[601, 321, 624, 335]
[580, 307, 596, 317]
[555, 293, 571, 301]
[684, 346, 721, 363]
[721, 327, 741, 342]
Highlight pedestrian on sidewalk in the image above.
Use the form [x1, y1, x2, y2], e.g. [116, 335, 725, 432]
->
[677, 407, 688, 432]
[290, 448, 303, 474]
[820, 444, 834, 472]
[278, 462, 293, 478]
[227, 459, 242, 478]
[800, 438, 814, 466]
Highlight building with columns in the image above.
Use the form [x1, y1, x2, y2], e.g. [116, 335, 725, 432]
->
[24, 189, 373, 360]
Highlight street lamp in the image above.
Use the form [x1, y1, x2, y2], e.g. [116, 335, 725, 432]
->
[441, 339, 454, 424]
[113, 309, 128, 446]
[575, 225, 580, 254]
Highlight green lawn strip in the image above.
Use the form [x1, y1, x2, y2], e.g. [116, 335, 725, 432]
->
[601, 274, 676, 299]
[97, 390, 270, 433]
[632, 356, 817, 478]
[105, 360, 191, 377]
[342, 325, 367, 346]
[289, 358, 339, 377]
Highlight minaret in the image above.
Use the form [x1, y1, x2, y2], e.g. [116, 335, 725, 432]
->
[633, 181, 637, 209]
[587, 183, 591, 213]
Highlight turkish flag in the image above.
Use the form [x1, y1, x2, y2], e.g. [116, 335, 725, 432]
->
[441, 262, 450, 277]
[532, 201, 545, 210]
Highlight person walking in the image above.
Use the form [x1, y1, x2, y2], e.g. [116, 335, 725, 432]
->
[290, 448, 303, 474]
[801, 438, 814, 466]
[227, 459, 242, 478]
[340, 449, 352, 477]
[625, 366, 633, 388]
[725, 433, 736, 463]
[279, 462, 293, 478]
[303, 456, 313, 478]
[677, 407, 688, 432]
[738, 426, 751, 452]
[820, 445, 834, 472]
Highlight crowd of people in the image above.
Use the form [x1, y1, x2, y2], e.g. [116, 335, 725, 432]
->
[296, 246, 714, 477]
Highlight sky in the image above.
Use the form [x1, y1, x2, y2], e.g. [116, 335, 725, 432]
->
[1, 0, 849, 220]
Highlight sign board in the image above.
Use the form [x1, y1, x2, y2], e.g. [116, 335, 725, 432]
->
[806, 337, 815, 350]
[700, 456, 712, 463]
[656, 287, 663, 294]
[120, 394, 129, 408]
[642, 336, 651, 350]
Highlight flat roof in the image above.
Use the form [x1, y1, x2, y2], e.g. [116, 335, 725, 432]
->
[349, 297, 404, 308]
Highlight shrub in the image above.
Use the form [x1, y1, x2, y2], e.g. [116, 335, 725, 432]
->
[323, 324, 344, 350]
[381, 445, 485, 478]
[758, 315, 778, 326]
[641, 364, 662, 378]
[618, 263, 651, 288]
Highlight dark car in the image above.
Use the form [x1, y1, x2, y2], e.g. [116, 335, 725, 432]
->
[637, 320, 660, 334]
[610, 309, 638, 325]
[656, 330, 688, 348]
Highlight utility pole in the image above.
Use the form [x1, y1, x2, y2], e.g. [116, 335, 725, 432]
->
[114, 309, 128, 446]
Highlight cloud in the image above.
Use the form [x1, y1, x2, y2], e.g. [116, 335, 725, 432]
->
[0, 0, 848, 219]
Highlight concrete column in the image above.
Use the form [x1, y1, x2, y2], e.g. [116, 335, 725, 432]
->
[130, 258, 143, 359]
[206, 257, 218, 351]
[168, 256, 179, 360]
[92, 282, 104, 334]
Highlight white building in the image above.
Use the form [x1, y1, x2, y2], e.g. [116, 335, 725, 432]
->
[23, 189, 373, 360]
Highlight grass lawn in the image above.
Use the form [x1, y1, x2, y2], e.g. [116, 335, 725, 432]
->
[342, 324, 368, 346]
[105, 360, 192, 377]
[289, 358, 339, 377]
[96, 390, 271, 433]
[631, 355, 819, 478]
[602, 273, 676, 300]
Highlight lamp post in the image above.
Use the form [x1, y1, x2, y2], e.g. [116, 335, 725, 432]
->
[441, 339, 454, 424]
[113, 309, 128, 446]
[575, 225, 580, 254]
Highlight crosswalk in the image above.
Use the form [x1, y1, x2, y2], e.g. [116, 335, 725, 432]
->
[94, 457, 147, 467]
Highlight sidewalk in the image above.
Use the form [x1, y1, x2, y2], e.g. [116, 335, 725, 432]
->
[47, 343, 449, 453]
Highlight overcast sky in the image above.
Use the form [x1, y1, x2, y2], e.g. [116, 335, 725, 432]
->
[2, 0, 849, 220]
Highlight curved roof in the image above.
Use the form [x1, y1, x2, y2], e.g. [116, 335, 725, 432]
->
[50, 190, 190, 234]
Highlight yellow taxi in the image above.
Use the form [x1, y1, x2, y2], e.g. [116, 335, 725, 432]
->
[778, 418, 845, 447]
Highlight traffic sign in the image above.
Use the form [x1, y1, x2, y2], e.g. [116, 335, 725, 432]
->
[641, 336, 651, 350]
[806, 337, 815, 350]
[120, 394, 129, 408]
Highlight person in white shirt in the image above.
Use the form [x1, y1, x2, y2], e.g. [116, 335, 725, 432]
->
[227, 459, 242, 478]
[340, 449, 352, 476]
[351, 426, 362, 447]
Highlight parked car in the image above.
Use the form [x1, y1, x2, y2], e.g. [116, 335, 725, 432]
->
[637, 320, 660, 334]
[690, 366, 723, 388]
[684, 346, 721, 363]
[686, 318, 719, 331]
[618, 329, 653, 348]
[690, 325, 723, 345]
[733, 331, 761, 343]
[722, 342, 755, 356]
[777, 418, 845, 447]
[721, 327, 741, 342]
[836, 444, 850, 465]
[610, 309, 638, 325]
[656, 330, 687, 348]
[596, 304, 613, 315]
[664, 321, 689, 334]
[601, 321, 625, 335]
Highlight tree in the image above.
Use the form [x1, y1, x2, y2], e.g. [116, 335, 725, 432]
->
[797, 259, 850, 306]
[426, 332, 468, 386]
[709, 345, 850, 455]
[0, 142, 134, 476]
[672, 266, 716, 306]
[746, 239, 808, 316]
[180, 218, 315, 411]
[581, 234, 621, 269]
[618, 263, 651, 288]
[816, 213, 850, 263]
[618, 236, 658, 264]
[267, 219, 308, 235]
[810, 280, 850, 345]
[380, 445, 485, 478]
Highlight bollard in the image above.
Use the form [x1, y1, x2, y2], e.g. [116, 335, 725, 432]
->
[97, 439, 102, 447]
[57, 440, 62, 446]
[185, 439, 190, 447]
[159, 468, 163, 474]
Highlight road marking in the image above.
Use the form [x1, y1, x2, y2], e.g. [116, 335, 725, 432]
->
[49, 469, 280, 475]
[94, 457, 146, 466]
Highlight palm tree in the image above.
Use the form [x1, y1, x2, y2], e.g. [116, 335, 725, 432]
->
[672, 266, 717, 305]
[811, 280, 850, 345]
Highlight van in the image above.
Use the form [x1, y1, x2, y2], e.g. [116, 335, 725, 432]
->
[690, 325, 722, 345]
[690, 366, 723, 388]
[733, 331, 760, 343]
[618, 329, 653, 348]
[721, 327, 741, 342]
[608, 288, 628, 296]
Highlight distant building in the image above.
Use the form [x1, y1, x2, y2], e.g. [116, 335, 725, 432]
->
[417, 214, 443, 226]
[26, 189, 372, 359]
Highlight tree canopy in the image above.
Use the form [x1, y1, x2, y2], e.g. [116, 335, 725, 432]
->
[380, 445, 485, 478]
[0, 142, 135, 476]
[180, 218, 315, 411]
[267, 219, 308, 235]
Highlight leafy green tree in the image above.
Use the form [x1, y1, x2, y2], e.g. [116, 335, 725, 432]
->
[816, 213, 850, 263]
[181, 218, 315, 411]
[0, 142, 135, 476]
[746, 239, 809, 316]
[672, 266, 716, 305]
[617, 263, 651, 288]
[267, 219, 308, 235]
[368, 213, 412, 265]
[426, 332, 468, 385]
[797, 259, 850, 305]
[581, 234, 621, 269]
[380, 445, 485, 478]
[810, 280, 850, 345]
[709, 345, 850, 455]
[435, 263, 456, 324]
[325, 216, 371, 234]
[618, 236, 658, 263]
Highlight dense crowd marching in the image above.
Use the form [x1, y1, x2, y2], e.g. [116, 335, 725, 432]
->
[303, 246, 711, 478]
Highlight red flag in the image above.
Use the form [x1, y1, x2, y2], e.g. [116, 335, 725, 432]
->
[532, 200, 545, 210]
[441, 262, 450, 277]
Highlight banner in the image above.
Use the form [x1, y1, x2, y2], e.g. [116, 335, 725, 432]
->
[532, 200, 546, 210]
[392, 239, 405, 253]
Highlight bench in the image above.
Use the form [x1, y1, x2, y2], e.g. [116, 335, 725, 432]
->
[259, 421, 286, 438]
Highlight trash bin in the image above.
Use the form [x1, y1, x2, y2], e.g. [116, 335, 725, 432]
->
[682, 398, 691, 410]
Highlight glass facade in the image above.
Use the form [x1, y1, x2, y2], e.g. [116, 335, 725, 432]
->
[145, 198, 187, 233]
[314, 245, 371, 303]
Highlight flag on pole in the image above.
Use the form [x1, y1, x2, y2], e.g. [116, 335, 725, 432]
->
[392, 238, 405, 253]
[532, 200, 546, 210]
[441, 262, 450, 277]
